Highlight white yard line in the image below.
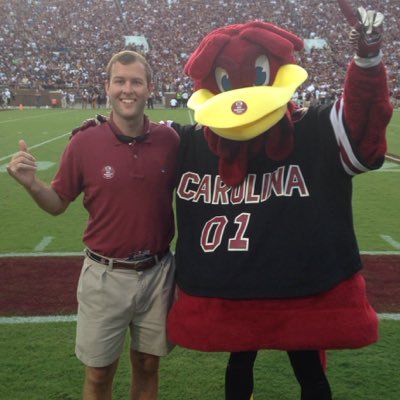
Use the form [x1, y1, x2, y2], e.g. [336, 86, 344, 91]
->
[0, 315, 77, 324]
[380, 235, 400, 250]
[0, 132, 70, 162]
[2, 251, 399, 258]
[359, 250, 400, 256]
[0, 110, 67, 124]
[379, 313, 400, 321]
[0, 313, 399, 325]
[34, 236, 54, 252]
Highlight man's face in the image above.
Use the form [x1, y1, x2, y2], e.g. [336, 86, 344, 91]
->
[105, 61, 151, 122]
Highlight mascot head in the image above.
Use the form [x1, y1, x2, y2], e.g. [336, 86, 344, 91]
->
[185, 21, 308, 186]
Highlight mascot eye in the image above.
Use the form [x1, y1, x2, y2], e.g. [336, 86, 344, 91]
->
[254, 55, 270, 86]
[215, 67, 232, 92]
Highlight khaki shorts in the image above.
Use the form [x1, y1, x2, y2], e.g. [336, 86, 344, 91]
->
[75, 252, 176, 367]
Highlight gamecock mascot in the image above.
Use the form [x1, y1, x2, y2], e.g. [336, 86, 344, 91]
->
[166, 2, 393, 399]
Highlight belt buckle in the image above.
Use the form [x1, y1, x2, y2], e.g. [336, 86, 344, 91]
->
[100, 256, 111, 265]
[134, 260, 153, 271]
[127, 252, 152, 263]
[132, 256, 155, 268]
[113, 257, 153, 271]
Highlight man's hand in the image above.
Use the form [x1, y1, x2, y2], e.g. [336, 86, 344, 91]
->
[7, 140, 70, 215]
[7, 140, 37, 189]
[70, 114, 107, 138]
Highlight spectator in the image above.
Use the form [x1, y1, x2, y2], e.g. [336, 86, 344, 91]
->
[181, 90, 189, 107]
[81, 89, 89, 109]
[1, 1, 398, 99]
[147, 91, 155, 109]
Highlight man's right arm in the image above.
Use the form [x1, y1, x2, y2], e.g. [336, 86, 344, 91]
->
[7, 140, 70, 216]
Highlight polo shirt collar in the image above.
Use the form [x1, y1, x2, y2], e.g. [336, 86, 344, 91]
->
[108, 113, 151, 144]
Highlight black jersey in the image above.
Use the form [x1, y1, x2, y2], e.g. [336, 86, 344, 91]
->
[173, 100, 384, 299]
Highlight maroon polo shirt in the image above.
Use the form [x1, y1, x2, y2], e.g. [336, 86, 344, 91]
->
[52, 115, 179, 258]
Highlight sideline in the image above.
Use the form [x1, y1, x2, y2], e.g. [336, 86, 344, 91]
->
[0, 252, 84, 257]
[1, 250, 400, 258]
[0, 313, 399, 325]
[0, 315, 77, 324]
[1, 252, 399, 324]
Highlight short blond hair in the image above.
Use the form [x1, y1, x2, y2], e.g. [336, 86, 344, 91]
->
[106, 50, 153, 84]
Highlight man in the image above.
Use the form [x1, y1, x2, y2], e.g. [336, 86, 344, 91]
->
[81, 89, 89, 109]
[147, 91, 155, 109]
[7, 50, 179, 400]
[169, 97, 178, 108]
[34, 87, 41, 108]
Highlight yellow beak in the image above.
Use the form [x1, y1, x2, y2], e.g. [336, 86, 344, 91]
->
[188, 64, 308, 141]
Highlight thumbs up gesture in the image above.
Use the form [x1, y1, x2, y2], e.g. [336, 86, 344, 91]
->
[7, 140, 38, 189]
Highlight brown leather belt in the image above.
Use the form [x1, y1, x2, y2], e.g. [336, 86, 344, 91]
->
[85, 248, 169, 271]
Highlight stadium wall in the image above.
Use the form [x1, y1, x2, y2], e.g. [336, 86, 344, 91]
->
[14, 89, 62, 108]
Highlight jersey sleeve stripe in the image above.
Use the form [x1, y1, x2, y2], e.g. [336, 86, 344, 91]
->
[329, 99, 370, 176]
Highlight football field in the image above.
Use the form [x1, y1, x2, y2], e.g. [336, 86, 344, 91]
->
[0, 107, 399, 399]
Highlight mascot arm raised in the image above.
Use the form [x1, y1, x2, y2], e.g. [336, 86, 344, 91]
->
[339, 1, 393, 166]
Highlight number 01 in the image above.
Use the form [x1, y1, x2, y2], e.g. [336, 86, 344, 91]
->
[200, 213, 250, 252]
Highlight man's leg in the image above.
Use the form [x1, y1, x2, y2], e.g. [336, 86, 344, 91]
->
[83, 360, 119, 400]
[225, 351, 258, 400]
[130, 350, 160, 400]
[287, 350, 332, 400]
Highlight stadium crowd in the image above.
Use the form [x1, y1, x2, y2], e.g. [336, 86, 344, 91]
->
[1, 0, 399, 107]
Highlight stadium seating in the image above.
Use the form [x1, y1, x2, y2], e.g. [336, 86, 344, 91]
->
[1, 0, 399, 106]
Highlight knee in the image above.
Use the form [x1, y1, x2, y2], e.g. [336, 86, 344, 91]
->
[85, 364, 117, 387]
[131, 351, 160, 376]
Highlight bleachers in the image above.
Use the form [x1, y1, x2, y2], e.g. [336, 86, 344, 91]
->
[1, 0, 399, 102]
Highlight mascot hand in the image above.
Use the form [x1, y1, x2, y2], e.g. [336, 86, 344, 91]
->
[70, 114, 107, 138]
[159, 120, 174, 127]
[350, 6, 384, 58]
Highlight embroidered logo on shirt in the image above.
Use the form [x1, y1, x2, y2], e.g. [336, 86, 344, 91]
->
[102, 166, 115, 179]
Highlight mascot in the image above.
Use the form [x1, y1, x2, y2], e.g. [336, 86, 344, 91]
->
[165, 2, 392, 399]
[73, 2, 392, 398]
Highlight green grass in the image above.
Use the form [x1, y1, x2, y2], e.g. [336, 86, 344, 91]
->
[0, 108, 399, 399]
[386, 109, 400, 155]
[0, 107, 193, 253]
[0, 108, 399, 254]
[0, 321, 399, 399]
